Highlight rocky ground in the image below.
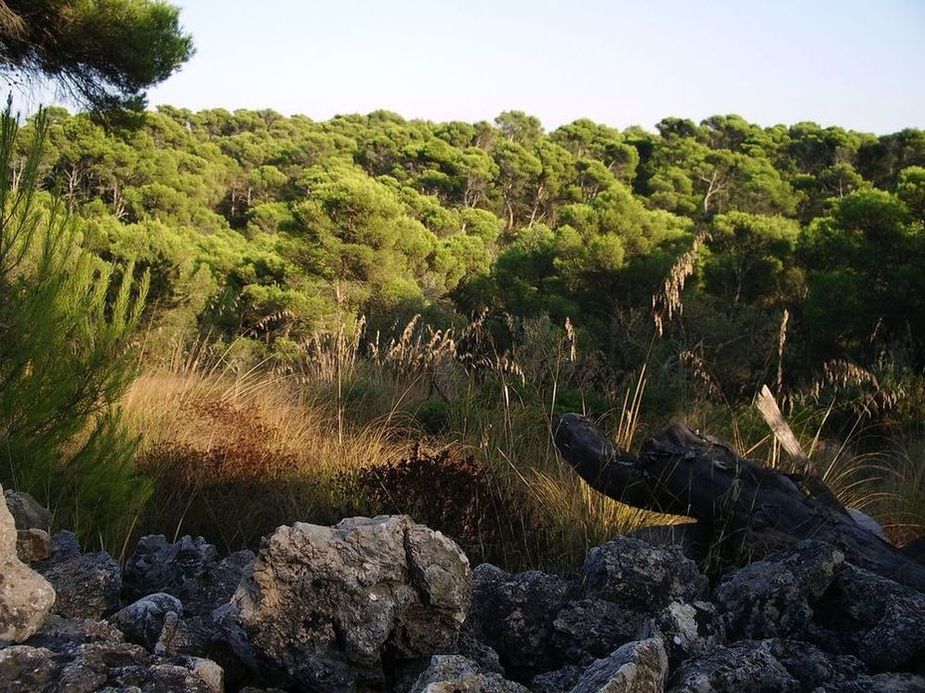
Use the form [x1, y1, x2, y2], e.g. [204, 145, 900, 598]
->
[2, 483, 924, 692]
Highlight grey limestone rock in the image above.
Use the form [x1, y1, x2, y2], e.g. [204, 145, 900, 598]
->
[552, 597, 645, 664]
[668, 640, 801, 693]
[818, 672, 925, 692]
[0, 637, 223, 693]
[668, 639, 864, 693]
[530, 664, 585, 693]
[109, 592, 184, 651]
[410, 654, 530, 693]
[810, 562, 925, 671]
[123, 534, 254, 617]
[228, 515, 471, 692]
[15, 527, 52, 563]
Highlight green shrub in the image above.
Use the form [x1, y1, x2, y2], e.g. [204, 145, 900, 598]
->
[0, 105, 150, 552]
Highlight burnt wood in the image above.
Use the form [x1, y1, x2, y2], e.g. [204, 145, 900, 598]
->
[552, 413, 925, 592]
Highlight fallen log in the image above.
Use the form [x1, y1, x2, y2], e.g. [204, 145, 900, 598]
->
[552, 413, 925, 592]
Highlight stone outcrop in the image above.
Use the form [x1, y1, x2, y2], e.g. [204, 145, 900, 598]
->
[228, 515, 471, 692]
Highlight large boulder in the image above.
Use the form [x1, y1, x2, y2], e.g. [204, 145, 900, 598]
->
[714, 541, 843, 641]
[0, 483, 55, 645]
[37, 550, 121, 620]
[581, 536, 708, 612]
[570, 637, 668, 693]
[469, 563, 572, 675]
[809, 563, 925, 671]
[228, 515, 471, 692]
[123, 534, 254, 617]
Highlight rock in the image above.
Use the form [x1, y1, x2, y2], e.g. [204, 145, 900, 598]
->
[455, 623, 503, 674]
[846, 508, 885, 539]
[47, 530, 81, 561]
[411, 655, 530, 693]
[15, 528, 52, 563]
[811, 563, 925, 671]
[26, 613, 125, 649]
[668, 641, 800, 693]
[820, 672, 925, 692]
[0, 483, 55, 645]
[109, 592, 184, 650]
[552, 598, 644, 664]
[37, 550, 121, 619]
[0, 637, 224, 693]
[640, 600, 725, 667]
[469, 563, 572, 675]
[714, 540, 843, 640]
[124, 534, 254, 617]
[3, 489, 51, 531]
[228, 515, 470, 692]
[581, 536, 708, 612]
[108, 654, 224, 692]
[570, 637, 668, 693]
[761, 639, 865, 691]
[667, 639, 863, 693]
[530, 664, 584, 693]
[0, 645, 59, 691]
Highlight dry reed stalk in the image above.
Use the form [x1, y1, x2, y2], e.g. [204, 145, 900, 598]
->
[652, 234, 704, 336]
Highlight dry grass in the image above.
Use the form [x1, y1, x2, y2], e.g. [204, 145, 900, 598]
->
[122, 367, 406, 548]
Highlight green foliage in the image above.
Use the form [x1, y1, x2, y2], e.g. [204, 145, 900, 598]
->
[18, 103, 925, 416]
[0, 107, 151, 548]
[1, 1, 193, 118]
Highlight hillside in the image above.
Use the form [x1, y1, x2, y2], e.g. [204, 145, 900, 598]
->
[3, 106, 925, 566]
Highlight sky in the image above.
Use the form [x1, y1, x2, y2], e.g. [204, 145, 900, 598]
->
[143, 0, 925, 134]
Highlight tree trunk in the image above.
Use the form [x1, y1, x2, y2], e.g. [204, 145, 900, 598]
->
[552, 413, 925, 592]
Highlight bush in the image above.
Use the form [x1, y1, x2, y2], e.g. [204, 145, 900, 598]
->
[349, 445, 522, 563]
[0, 105, 150, 551]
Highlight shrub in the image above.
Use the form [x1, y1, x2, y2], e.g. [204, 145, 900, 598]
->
[0, 105, 150, 551]
[349, 445, 523, 563]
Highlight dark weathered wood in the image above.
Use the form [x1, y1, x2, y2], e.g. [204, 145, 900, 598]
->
[552, 413, 925, 592]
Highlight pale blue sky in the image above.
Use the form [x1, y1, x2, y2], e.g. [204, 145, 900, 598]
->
[144, 0, 925, 133]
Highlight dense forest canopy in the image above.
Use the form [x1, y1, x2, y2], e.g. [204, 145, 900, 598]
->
[18, 106, 925, 416]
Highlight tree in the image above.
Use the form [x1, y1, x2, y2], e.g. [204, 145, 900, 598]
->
[0, 0, 193, 117]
